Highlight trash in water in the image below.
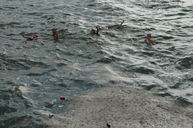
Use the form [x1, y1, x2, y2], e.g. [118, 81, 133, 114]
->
[106, 123, 111, 128]
[60, 96, 65, 100]
[48, 114, 54, 119]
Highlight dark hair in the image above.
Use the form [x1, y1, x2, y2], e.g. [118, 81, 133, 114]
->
[147, 34, 151, 37]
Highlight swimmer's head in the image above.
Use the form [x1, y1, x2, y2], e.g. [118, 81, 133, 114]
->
[96, 25, 103, 31]
[96, 25, 100, 30]
[52, 28, 57, 33]
[147, 34, 152, 39]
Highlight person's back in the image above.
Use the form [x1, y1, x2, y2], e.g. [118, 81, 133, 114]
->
[107, 20, 125, 29]
[90, 25, 101, 36]
[20, 32, 38, 41]
[52, 28, 59, 41]
[90, 29, 97, 35]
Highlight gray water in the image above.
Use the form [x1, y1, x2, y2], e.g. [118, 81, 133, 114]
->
[0, 0, 193, 127]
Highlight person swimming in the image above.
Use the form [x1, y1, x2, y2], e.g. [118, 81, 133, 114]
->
[144, 34, 156, 45]
[90, 25, 101, 35]
[52, 28, 59, 41]
[107, 20, 125, 29]
[20, 32, 38, 41]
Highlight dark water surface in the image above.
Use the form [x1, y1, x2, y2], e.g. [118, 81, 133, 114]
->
[0, 0, 193, 127]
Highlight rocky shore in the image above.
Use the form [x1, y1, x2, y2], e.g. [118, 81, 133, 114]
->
[47, 84, 193, 128]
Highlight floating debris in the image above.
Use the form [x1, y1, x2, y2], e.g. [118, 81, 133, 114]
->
[48, 114, 54, 119]
[60, 96, 65, 100]
[106, 123, 111, 128]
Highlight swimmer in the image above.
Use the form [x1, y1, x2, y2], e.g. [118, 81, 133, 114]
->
[107, 20, 125, 29]
[90, 25, 101, 35]
[20, 32, 38, 41]
[144, 34, 156, 45]
[20, 32, 45, 45]
[52, 28, 59, 41]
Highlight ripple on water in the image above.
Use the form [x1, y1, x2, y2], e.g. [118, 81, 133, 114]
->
[1, 0, 193, 126]
[0, 86, 34, 128]
[134, 66, 155, 74]
[0, 55, 49, 71]
[0, 115, 48, 128]
[176, 56, 193, 70]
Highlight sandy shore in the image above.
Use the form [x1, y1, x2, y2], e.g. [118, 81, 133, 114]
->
[47, 84, 193, 128]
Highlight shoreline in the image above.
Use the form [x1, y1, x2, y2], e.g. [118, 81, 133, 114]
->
[46, 84, 193, 128]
